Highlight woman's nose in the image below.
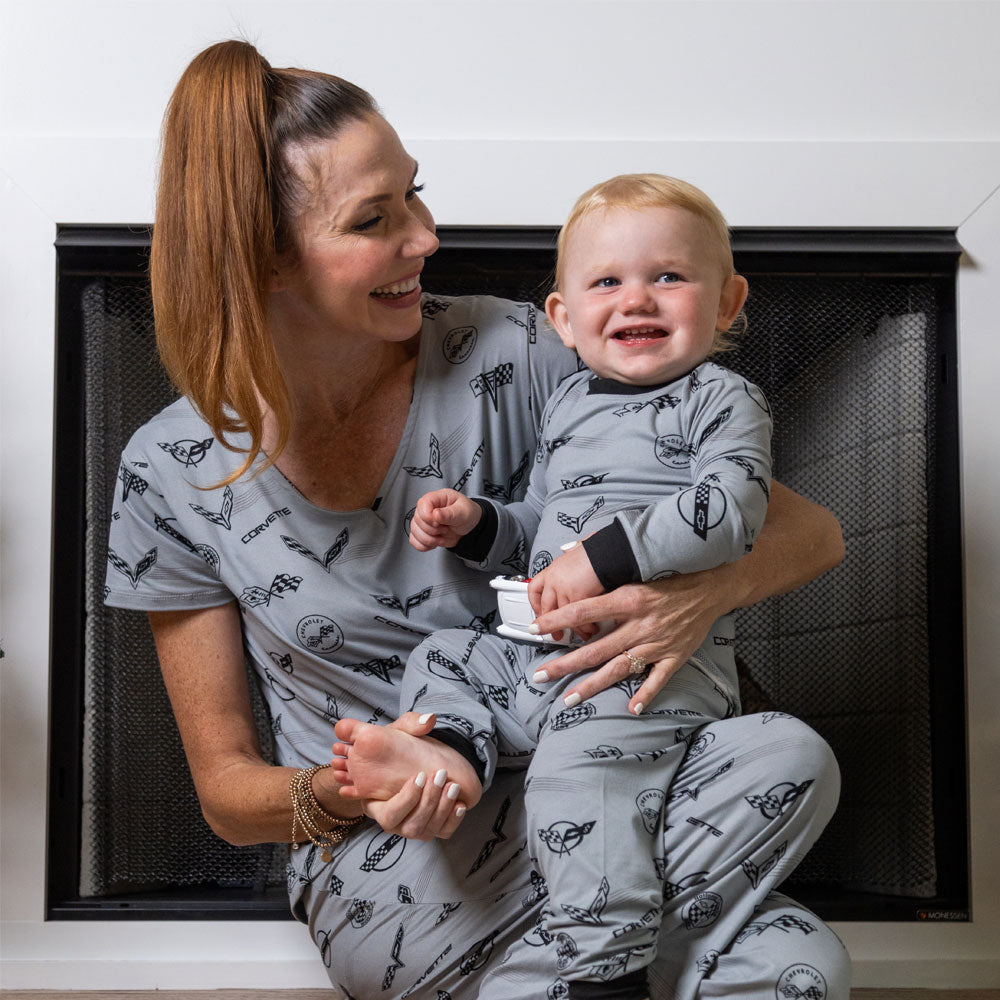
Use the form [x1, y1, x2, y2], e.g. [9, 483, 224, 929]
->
[404, 216, 440, 258]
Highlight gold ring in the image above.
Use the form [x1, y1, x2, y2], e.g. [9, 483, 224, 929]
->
[625, 650, 647, 675]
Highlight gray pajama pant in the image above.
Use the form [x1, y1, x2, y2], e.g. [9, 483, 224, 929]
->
[285, 629, 850, 999]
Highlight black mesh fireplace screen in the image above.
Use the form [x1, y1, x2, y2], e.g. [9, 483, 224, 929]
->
[49, 227, 966, 920]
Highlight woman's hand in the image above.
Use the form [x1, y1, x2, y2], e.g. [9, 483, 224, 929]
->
[532, 570, 728, 714]
[530, 480, 844, 715]
[330, 712, 469, 842]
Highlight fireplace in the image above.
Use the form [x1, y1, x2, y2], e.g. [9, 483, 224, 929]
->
[48, 224, 965, 923]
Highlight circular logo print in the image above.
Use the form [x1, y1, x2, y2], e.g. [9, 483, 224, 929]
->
[683, 891, 723, 929]
[347, 898, 374, 928]
[296, 615, 344, 654]
[776, 965, 827, 1000]
[678, 484, 728, 535]
[360, 830, 407, 872]
[654, 434, 692, 469]
[636, 788, 665, 834]
[443, 325, 478, 364]
[685, 730, 716, 758]
[531, 550, 553, 575]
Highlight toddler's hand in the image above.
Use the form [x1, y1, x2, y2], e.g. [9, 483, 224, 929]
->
[527, 541, 604, 638]
[409, 489, 482, 551]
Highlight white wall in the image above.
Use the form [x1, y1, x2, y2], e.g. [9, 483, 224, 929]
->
[3, 0, 999, 989]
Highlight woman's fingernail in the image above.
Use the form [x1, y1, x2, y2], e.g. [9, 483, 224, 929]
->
[564, 692, 582, 708]
[446, 782, 461, 800]
[415, 771, 427, 788]
[532, 670, 549, 683]
[560, 540, 579, 551]
[632, 702, 644, 716]
[433, 768, 448, 787]
[455, 805, 467, 819]
[527, 623, 541, 635]
[418, 713, 433, 724]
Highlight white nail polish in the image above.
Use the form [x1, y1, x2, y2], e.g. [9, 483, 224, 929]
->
[418, 713, 433, 725]
[415, 771, 427, 788]
[455, 805, 467, 819]
[633, 702, 644, 716]
[564, 692, 582, 708]
[560, 540, 579, 551]
[433, 768, 448, 787]
[527, 623, 541, 635]
[532, 670, 549, 683]
[446, 782, 461, 800]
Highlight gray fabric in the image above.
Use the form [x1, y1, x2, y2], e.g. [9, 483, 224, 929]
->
[104, 294, 849, 997]
[471, 361, 772, 583]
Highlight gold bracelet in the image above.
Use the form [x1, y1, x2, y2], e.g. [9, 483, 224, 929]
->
[290, 764, 365, 863]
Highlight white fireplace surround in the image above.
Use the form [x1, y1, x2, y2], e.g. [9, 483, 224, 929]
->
[2, 1, 999, 990]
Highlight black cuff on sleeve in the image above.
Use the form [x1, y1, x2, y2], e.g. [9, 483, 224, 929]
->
[449, 498, 498, 562]
[582, 520, 641, 591]
[429, 727, 487, 784]
[567, 968, 649, 1000]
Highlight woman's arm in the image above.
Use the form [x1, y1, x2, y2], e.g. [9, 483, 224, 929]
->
[531, 481, 844, 710]
[148, 602, 461, 844]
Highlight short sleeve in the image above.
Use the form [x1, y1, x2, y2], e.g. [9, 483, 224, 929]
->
[104, 443, 232, 611]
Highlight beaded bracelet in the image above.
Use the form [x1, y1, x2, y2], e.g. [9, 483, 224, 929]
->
[290, 764, 365, 862]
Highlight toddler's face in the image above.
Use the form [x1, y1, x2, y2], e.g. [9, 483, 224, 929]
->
[545, 205, 746, 385]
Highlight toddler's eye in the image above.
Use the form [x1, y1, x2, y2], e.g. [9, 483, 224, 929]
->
[657, 272, 681, 284]
[594, 277, 620, 288]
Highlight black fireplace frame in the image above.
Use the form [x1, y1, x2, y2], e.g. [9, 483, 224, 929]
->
[48, 224, 966, 921]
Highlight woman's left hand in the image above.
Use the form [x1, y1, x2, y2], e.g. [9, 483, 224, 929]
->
[530, 570, 728, 714]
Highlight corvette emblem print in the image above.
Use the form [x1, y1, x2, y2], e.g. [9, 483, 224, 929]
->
[158, 437, 213, 466]
[556, 496, 605, 534]
[530, 551, 553, 575]
[470, 363, 513, 412]
[404, 434, 443, 479]
[550, 701, 596, 730]
[347, 898, 374, 927]
[296, 615, 345, 654]
[742, 840, 788, 888]
[467, 796, 510, 875]
[560, 876, 609, 923]
[744, 380, 772, 414]
[613, 392, 680, 418]
[239, 572, 303, 610]
[107, 546, 157, 589]
[443, 325, 477, 363]
[736, 913, 817, 944]
[421, 296, 451, 318]
[745, 780, 815, 819]
[426, 648, 472, 685]
[189, 484, 234, 528]
[725, 454, 771, 499]
[282, 527, 349, 571]
[402, 945, 454, 998]
[381, 924, 406, 991]
[372, 587, 433, 618]
[682, 891, 723, 929]
[343, 655, 401, 684]
[663, 871, 709, 901]
[118, 464, 149, 502]
[459, 931, 497, 975]
[560, 473, 608, 490]
[537, 820, 597, 857]
[555, 932, 579, 971]
[679, 481, 728, 541]
[484, 451, 531, 503]
[153, 514, 220, 573]
[360, 831, 406, 872]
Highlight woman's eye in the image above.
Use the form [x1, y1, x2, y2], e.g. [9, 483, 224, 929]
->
[354, 215, 383, 232]
[406, 183, 425, 201]
[657, 272, 681, 284]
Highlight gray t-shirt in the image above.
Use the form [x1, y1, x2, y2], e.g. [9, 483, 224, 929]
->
[105, 295, 578, 768]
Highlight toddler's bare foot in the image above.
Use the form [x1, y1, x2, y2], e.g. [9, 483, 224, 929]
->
[333, 714, 483, 810]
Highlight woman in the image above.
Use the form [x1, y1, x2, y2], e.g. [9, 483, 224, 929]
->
[105, 40, 850, 999]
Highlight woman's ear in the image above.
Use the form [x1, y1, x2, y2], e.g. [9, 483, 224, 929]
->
[717, 274, 749, 331]
[545, 291, 576, 350]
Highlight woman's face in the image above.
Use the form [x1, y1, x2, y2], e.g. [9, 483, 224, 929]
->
[274, 114, 439, 346]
